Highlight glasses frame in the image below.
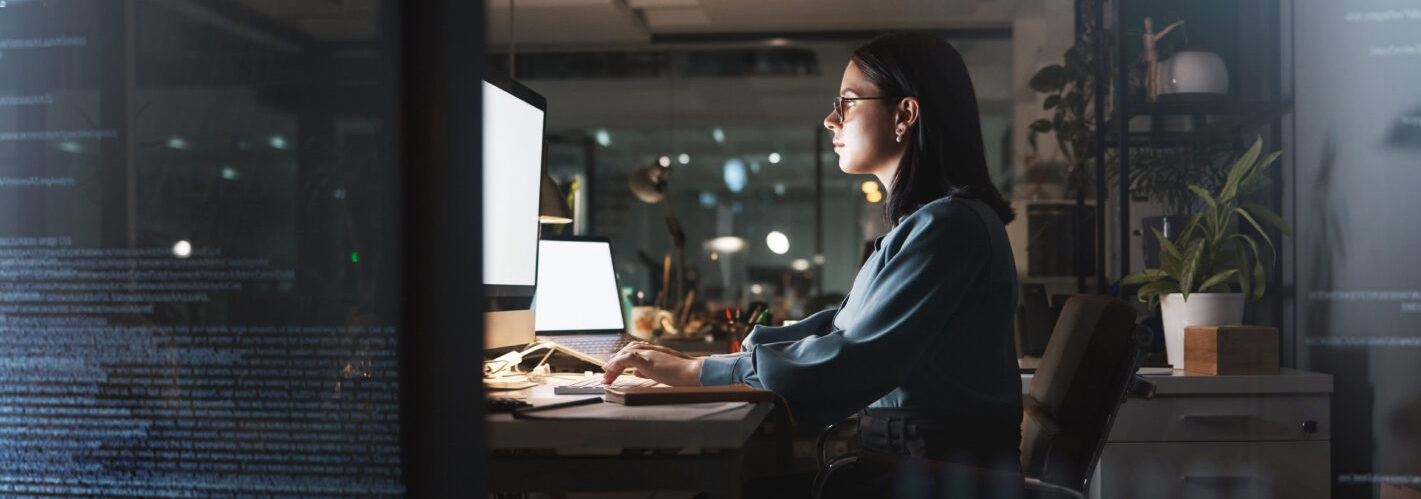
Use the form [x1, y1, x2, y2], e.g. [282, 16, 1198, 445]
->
[831, 96, 900, 123]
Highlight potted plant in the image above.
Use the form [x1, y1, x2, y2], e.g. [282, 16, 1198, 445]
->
[1122, 137, 1292, 368]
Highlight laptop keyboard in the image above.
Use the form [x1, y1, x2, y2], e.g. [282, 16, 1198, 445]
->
[553, 375, 659, 395]
[552, 335, 633, 358]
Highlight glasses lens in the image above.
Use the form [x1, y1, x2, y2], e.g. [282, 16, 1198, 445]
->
[832, 97, 844, 122]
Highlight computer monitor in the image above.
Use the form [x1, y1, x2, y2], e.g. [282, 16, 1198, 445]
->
[481, 70, 547, 349]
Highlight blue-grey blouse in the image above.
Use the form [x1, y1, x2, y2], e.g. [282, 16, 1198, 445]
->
[699, 196, 1022, 427]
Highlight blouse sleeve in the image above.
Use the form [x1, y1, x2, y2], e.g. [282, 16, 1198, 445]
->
[702, 202, 989, 426]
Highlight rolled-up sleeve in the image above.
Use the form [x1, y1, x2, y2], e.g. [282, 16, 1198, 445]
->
[702, 307, 840, 387]
[742, 308, 838, 349]
[699, 352, 754, 386]
[727, 204, 988, 426]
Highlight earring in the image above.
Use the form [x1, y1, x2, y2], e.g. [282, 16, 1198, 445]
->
[896, 126, 905, 143]
[896, 134, 902, 143]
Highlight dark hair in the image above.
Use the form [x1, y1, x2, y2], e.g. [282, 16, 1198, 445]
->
[852, 32, 1015, 226]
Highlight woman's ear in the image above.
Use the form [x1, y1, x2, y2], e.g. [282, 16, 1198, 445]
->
[896, 97, 920, 131]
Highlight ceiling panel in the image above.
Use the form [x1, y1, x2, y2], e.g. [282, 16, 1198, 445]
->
[488, 0, 652, 46]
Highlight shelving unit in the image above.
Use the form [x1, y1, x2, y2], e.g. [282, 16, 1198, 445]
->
[1074, 0, 1286, 294]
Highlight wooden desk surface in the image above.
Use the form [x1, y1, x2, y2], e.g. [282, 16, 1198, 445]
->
[488, 383, 773, 451]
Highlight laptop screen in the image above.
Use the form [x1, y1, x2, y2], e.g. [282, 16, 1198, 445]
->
[534, 238, 627, 334]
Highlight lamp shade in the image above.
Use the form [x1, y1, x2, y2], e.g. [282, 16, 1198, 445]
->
[539, 174, 572, 224]
[628, 163, 668, 204]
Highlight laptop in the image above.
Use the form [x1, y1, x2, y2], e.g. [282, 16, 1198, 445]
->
[533, 236, 638, 366]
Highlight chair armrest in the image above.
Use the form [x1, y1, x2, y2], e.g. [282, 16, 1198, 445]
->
[817, 417, 859, 469]
[1023, 401, 1063, 436]
[1024, 477, 1087, 499]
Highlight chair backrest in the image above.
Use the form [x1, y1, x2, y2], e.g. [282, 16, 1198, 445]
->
[1020, 294, 1138, 491]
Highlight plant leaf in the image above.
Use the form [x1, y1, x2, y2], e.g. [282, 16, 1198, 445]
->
[1030, 119, 1054, 133]
[1220, 137, 1264, 203]
[1239, 151, 1282, 198]
[1241, 202, 1293, 238]
[1251, 260, 1268, 303]
[1029, 64, 1068, 93]
[1236, 247, 1253, 302]
[1198, 269, 1240, 292]
[1233, 207, 1276, 259]
[1173, 212, 1205, 248]
[1178, 238, 1205, 300]
[1189, 185, 1217, 210]
[1137, 279, 1181, 309]
[1043, 95, 1062, 110]
[1153, 228, 1181, 259]
[1122, 269, 1168, 286]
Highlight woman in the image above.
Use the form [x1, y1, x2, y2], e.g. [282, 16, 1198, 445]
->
[602, 32, 1022, 495]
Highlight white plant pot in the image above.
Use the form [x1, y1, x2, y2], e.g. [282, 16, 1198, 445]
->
[1159, 293, 1245, 369]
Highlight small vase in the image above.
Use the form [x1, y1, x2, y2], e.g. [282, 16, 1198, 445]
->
[1158, 45, 1229, 102]
[1159, 293, 1245, 369]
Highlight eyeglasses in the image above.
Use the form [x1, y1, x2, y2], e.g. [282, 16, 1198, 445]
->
[831, 96, 900, 123]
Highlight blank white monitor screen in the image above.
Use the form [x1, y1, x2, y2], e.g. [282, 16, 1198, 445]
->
[534, 239, 626, 332]
[481, 81, 544, 287]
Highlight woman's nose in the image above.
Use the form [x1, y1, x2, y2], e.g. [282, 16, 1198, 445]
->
[823, 110, 839, 131]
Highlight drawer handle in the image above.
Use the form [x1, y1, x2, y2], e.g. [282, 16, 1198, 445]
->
[1180, 414, 1253, 425]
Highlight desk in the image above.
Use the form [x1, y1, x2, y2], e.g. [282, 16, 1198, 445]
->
[487, 383, 773, 498]
[1025, 368, 1334, 499]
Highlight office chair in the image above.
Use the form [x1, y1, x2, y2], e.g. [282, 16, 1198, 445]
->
[813, 295, 1153, 499]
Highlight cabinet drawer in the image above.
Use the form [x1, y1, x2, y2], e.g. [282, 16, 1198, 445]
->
[1091, 441, 1330, 499]
[1108, 395, 1329, 442]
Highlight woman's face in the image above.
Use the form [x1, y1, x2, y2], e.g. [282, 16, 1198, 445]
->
[823, 61, 905, 179]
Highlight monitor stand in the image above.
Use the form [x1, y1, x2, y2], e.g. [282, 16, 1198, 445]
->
[484, 309, 535, 350]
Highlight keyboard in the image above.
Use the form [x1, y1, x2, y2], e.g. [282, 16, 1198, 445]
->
[549, 335, 634, 359]
[553, 375, 660, 395]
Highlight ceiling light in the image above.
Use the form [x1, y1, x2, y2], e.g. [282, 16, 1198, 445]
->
[172, 240, 193, 259]
[595, 129, 612, 147]
[766, 231, 790, 255]
[712, 127, 725, 144]
[723, 158, 747, 193]
[791, 259, 811, 271]
[768, 152, 781, 164]
[678, 153, 690, 165]
[704, 236, 746, 254]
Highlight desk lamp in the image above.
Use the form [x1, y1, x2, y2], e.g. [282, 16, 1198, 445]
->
[629, 162, 686, 313]
[539, 173, 572, 224]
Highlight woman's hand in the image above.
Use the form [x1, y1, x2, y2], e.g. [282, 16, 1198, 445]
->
[601, 342, 703, 386]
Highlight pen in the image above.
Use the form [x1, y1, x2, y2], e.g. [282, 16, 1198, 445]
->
[511, 396, 602, 418]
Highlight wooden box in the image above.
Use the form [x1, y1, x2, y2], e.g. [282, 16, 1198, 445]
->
[1184, 325, 1279, 375]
